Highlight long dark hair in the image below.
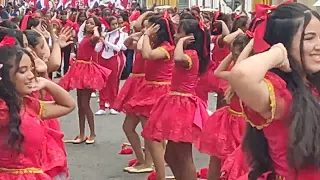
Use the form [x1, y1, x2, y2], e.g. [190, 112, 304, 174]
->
[83, 16, 102, 36]
[148, 14, 175, 48]
[0, 45, 32, 151]
[23, 30, 42, 47]
[242, 3, 320, 179]
[231, 16, 249, 33]
[178, 19, 210, 74]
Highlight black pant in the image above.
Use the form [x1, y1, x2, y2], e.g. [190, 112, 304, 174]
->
[58, 44, 72, 75]
[121, 49, 134, 80]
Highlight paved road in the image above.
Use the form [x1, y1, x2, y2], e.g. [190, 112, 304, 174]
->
[59, 81, 217, 180]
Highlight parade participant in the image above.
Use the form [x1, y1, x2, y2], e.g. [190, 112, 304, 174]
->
[95, 15, 126, 115]
[0, 37, 75, 179]
[116, 13, 153, 171]
[59, 16, 111, 144]
[198, 33, 252, 180]
[228, 3, 320, 179]
[142, 18, 210, 180]
[123, 12, 175, 173]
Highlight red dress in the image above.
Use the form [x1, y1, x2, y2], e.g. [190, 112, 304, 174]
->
[142, 50, 208, 144]
[196, 35, 230, 101]
[0, 97, 51, 180]
[195, 60, 228, 104]
[123, 41, 174, 118]
[241, 72, 320, 180]
[220, 146, 248, 180]
[31, 90, 68, 178]
[112, 51, 146, 112]
[197, 95, 245, 159]
[58, 36, 111, 91]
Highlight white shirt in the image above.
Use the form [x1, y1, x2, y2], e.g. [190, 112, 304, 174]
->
[95, 28, 127, 59]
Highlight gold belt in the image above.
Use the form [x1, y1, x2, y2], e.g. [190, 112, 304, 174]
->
[169, 91, 192, 97]
[76, 60, 92, 64]
[228, 108, 245, 117]
[131, 73, 145, 77]
[0, 167, 43, 174]
[146, 81, 171, 85]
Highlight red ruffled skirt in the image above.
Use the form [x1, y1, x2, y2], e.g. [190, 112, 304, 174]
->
[42, 126, 68, 178]
[142, 94, 209, 144]
[112, 74, 145, 112]
[122, 83, 171, 118]
[0, 172, 52, 180]
[58, 61, 111, 91]
[220, 146, 248, 180]
[198, 106, 245, 159]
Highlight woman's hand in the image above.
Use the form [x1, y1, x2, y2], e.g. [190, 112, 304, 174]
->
[31, 77, 49, 91]
[144, 24, 160, 36]
[271, 43, 291, 72]
[28, 49, 48, 73]
[179, 35, 195, 47]
[57, 27, 73, 48]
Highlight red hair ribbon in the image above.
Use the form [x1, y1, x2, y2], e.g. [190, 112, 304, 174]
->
[199, 21, 209, 57]
[161, 11, 174, 45]
[20, 12, 36, 31]
[253, 1, 292, 53]
[246, 30, 254, 38]
[89, 13, 110, 30]
[0, 36, 16, 47]
[235, 14, 242, 19]
[214, 11, 221, 21]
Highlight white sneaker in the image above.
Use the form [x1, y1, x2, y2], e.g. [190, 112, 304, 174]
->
[105, 103, 110, 108]
[95, 109, 106, 115]
[91, 92, 97, 98]
[207, 109, 213, 116]
[109, 109, 120, 115]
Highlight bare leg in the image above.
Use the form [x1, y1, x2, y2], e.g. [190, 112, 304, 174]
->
[165, 141, 181, 180]
[83, 89, 96, 140]
[173, 142, 197, 180]
[146, 139, 166, 180]
[207, 156, 221, 180]
[122, 114, 145, 164]
[140, 117, 153, 167]
[77, 89, 86, 139]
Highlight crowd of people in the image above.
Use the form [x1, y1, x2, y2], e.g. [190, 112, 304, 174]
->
[0, 1, 319, 180]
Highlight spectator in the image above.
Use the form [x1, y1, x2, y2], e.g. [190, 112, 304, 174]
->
[0, 6, 10, 20]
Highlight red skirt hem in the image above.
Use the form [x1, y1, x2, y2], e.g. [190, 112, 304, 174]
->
[112, 76, 145, 112]
[142, 94, 208, 144]
[58, 62, 111, 91]
[122, 83, 171, 118]
[197, 106, 245, 158]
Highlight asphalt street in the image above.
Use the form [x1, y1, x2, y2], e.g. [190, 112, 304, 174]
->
[59, 81, 217, 180]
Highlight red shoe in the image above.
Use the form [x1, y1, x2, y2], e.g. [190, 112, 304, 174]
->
[196, 168, 208, 179]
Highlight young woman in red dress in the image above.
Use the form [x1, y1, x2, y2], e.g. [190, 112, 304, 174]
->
[198, 33, 252, 180]
[122, 13, 175, 173]
[59, 16, 111, 144]
[228, 3, 320, 179]
[142, 18, 210, 180]
[0, 38, 75, 180]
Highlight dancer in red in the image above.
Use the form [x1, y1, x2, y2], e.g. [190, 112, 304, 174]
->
[142, 18, 210, 180]
[113, 38, 144, 113]
[0, 39, 75, 179]
[95, 16, 126, 115]
[59, 16, 111, 144]
[198, 33, 253, 180]
[123, 13, 175, 173]
[228, 3, 320, 179]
